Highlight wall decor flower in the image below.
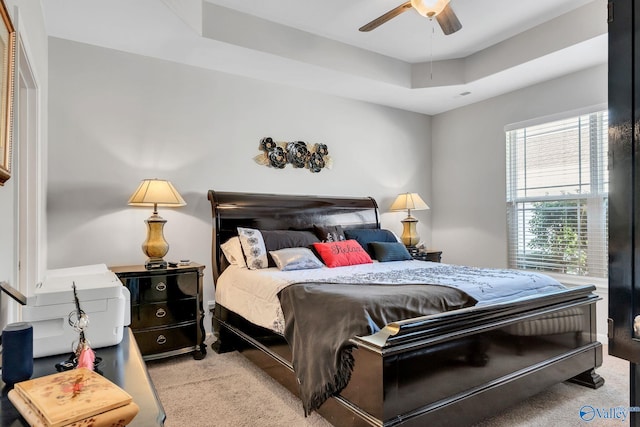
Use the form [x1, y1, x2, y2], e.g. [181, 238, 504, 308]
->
[254, 137, 332, 173]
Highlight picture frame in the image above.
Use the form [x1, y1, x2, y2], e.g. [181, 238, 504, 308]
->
[0, 0, 15, 186]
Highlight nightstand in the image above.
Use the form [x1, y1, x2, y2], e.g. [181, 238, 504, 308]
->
[408, 247, 442, 263]
[111, 263, 206, 361]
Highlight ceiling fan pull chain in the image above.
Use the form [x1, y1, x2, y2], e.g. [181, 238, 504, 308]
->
[429, 19, 434, 80]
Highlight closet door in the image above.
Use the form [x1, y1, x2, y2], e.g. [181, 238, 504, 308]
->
[608, 0, 640, 421]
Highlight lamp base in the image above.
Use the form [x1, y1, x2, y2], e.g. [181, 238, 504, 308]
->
[142, 213, 169, 270]
[145, 258, 168, 270]
[400, 216, 421, 247]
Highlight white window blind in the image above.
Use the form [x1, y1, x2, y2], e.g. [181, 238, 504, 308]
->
[506, 111, 608, 278]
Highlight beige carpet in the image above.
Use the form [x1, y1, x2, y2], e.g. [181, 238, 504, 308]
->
[147, 345, 628, 427]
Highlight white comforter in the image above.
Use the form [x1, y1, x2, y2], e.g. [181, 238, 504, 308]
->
[216, 261, 420, 334]
[214, 260, 565, 335]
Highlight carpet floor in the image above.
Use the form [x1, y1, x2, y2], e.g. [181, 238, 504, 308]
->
[146, 344, 628, 427]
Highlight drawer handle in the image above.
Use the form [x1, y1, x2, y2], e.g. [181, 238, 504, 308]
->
[156, 335, 167, 345]
[155, 308, 167, 318]
[155, 282, 167, 292]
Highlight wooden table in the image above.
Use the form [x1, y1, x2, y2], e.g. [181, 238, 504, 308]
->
[0, 327, 166, 426]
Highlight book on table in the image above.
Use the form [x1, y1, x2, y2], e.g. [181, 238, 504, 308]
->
[7, 367, 139, 427]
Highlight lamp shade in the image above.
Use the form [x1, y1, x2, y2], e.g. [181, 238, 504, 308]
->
[390, 193, 429, 213]
[128, 179, 186, 209]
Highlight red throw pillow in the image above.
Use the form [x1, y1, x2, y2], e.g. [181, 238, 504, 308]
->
[312, 240, 373, 268]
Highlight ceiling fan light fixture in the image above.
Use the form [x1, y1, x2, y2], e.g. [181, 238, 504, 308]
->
[359, 0, 460, 34]
[410, 0, 450, 18]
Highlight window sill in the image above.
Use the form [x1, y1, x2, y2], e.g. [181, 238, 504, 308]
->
[541, 271, 608, 292]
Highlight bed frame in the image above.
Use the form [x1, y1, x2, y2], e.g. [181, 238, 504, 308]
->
[207, 190, 604, 427]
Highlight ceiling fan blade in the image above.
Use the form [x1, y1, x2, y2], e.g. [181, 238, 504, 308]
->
[435, 3, 462, 35]
[359, 1, 412, 32]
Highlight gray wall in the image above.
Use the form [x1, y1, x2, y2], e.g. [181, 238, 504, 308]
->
[431, 64, 607, 267]
[47, 38, 433, 332]
[431, 63, 608, 337]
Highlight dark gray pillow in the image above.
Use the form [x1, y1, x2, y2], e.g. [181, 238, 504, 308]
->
[370, 242, 412, 262]
[260, 230, 320, 267]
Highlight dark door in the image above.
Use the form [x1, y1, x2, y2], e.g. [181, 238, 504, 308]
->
[609, 0, 640, 424]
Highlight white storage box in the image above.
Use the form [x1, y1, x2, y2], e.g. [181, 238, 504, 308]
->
[20, 264, 130, 358]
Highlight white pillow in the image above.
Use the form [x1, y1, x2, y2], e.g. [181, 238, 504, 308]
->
[237, 227, 268, 270]
[220, 236, 247, 268]
[269, 247, 324, 271]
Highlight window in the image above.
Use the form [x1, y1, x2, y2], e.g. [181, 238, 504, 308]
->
[506, 110, 608, 279]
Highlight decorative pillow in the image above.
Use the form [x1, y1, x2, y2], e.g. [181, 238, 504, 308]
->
[237, 227, 268, 269]
[313, 224, 346, 242]
[269, 247, 324, 271]
[370, 242, 412, 262]
[343, 228, 398, 257]
[261, 230, 320, 267]
[312, 240, 373, 268]
[220, 236, 247, 268]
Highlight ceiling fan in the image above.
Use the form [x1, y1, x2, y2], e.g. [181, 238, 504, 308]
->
[359, 0, 462, 35]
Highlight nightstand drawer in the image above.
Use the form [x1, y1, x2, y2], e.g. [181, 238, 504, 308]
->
[408, 248, 442, 263]
[125, 271, 198, 304]
[131, 299, 197, 328]
[133, 323, 197, 355]
[413, 252, 442, 262]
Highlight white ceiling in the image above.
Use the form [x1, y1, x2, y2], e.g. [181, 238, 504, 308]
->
[42, 0, 608, 115]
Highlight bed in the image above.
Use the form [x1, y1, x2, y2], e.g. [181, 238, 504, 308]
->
[207, 190, 604, 427]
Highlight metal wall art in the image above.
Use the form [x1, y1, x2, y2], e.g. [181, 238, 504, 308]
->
[254, 137, 332, 173]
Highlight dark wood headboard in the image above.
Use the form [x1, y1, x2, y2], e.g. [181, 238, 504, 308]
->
[207, 191, 380, 282]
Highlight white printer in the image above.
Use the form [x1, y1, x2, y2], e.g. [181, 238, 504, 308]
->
[2, 264, 130, 358]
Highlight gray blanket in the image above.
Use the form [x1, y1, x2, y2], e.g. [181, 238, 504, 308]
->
[278, 282, 475, 415]
[277, 264, 566, 415]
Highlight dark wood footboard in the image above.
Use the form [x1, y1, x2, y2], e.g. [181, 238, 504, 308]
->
[212, 285, 602, 427]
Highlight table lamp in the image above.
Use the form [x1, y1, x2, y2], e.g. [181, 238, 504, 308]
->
[128, 179, 186, 269]
[390, 192, 430, 247]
